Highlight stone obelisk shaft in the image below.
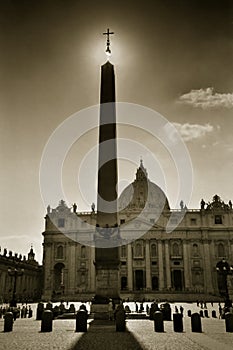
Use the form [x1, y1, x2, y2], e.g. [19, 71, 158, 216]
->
[94, 61, 120, 303]
[97, 61, 118, 227]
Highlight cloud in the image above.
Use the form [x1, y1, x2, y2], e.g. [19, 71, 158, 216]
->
[178, 88, 233, 109]
[173, 123, 214, 141]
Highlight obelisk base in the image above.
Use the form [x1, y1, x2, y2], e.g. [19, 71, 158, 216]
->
[91, 266, 120, 319]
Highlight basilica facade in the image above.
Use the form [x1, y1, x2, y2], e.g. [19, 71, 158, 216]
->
[42, 162, 233, 301]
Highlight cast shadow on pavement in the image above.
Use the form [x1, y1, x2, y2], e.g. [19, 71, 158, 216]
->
[69, 320, 144, 350]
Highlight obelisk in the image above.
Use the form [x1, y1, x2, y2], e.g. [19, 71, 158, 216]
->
[93, 29, 120, 315]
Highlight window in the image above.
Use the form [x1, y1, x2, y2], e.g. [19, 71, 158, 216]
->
[152, 276, 159, 290]
[172, 243, 179, 256]
[56, 245, 63, 259]
[193, 271, 201, 285]
[58, 218, 65, 228]
[150, 218, 155, 224]
[81, 246, 86, 258]
[174, 261, 180, 265]
[120, 219, 125, 224]
[81, 272, 86, 284]
[192, 244, 198, 256]
[121, 261, 126, 266]
[190, 218, 197, 225]
[135, 243, 142, 257]
[121, 276, 127, 290]
[218, 243, 225, 257]
[54, 263, 65, 290]
[121, 245, 126, 258]
[215, 215, 222, 224]
[151, 261, 157, 266]
[151, 244, 157, 257]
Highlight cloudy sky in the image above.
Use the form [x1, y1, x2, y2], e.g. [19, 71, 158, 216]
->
[0, 0, 232, 263]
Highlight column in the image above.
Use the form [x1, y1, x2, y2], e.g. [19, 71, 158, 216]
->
[183, 240, 191, 290]
[68, 242, 76, 294]
[203, 239, 214, 293]
[210, 240, 218, 292]
[145, 240, 152, 290]
[42, 242, 52, 299]
[127, 243, 133, 291]
[164, 240, 171, 290]
[158, 240, 164, 291]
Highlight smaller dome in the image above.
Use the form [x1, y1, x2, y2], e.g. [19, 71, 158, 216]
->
[119, 161, 170, 212]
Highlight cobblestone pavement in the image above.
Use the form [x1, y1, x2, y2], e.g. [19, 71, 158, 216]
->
[0, 303, 232, 350]
[0, 316, 233, 350]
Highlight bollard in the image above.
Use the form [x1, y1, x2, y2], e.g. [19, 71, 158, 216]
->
[212, 310, 217, 318]
[36, 302, 44, 320]
[149, 302, 159, 320]
[187, 310, 192, 317]
[160, 303, 171, 321]
[173, 313, 183, 332]
[4, 312, 14, 332]
[204, 309, 209, 318]
[41, 310, 53, 332]
[76, 310, 88, 332]
[199, 310, 204, 318]
[225, 313, 233, 332]
[191, 313, 202, 333]
[115, 308, 126, 332]
[154, 311, 164, 332]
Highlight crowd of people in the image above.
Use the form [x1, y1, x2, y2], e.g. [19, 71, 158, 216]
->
[0, 304, 33, 320]
[1, 299, 232, 322]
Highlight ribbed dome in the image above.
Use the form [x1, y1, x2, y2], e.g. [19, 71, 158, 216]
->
[119, 160, 170, 212]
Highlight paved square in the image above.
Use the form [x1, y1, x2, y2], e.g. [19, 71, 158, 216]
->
[0, 303, 233, 350]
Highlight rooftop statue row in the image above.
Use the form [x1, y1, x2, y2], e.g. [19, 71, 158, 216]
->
[47, 200, 96, 215]
[201, 195, 232, 211]
[47, 194, 233, 217]
[0, 246, 36, 263]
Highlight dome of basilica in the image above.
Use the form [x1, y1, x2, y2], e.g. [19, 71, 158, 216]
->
[118, 160, 170, 213]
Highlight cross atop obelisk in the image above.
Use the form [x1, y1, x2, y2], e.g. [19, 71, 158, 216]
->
[103, 28, 114, 56]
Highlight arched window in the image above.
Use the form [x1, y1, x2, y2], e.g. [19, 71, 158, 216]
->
[121, 245, 126, 258]
[81, 246, 86, 258]
[57, 245, 63, 259]
[172, 243, 179, 256]
[151, 244, 157, 257]
[218, 243, 225, 257]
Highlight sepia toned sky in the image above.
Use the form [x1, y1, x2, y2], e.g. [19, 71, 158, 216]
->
[0, 0, 232, 263]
